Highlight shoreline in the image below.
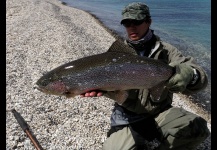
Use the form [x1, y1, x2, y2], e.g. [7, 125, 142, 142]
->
[6, 0, 211, 149]
[66, 2, 123, 41]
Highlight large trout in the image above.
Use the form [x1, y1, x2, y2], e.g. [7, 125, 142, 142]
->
[36, 39, 175, 101]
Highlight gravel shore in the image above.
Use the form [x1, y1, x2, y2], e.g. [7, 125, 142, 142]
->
[6, 0, 211, 149]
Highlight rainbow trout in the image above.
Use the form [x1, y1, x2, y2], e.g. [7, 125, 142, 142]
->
[36, 40, 175, 101]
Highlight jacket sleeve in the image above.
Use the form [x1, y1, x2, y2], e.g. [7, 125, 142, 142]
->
[163, 42, 208, 94]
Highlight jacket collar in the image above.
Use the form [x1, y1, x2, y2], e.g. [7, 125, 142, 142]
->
[148, 41, 160, 58]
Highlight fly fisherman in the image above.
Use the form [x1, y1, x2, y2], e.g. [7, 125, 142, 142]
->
[80, 2, 210, 150]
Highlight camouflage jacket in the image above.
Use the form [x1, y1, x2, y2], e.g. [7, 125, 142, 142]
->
[105, 34, 208, 119]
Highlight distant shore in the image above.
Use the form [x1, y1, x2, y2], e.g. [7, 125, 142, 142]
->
[6, 0, 210, 149]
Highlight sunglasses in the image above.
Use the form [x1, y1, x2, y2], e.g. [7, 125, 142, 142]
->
[122, 19, 145, 27]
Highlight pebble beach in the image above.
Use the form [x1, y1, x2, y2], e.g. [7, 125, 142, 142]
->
[6, 0, 211, 149]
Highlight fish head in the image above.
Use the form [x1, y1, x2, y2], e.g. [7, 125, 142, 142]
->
[35, 72, 74, 97]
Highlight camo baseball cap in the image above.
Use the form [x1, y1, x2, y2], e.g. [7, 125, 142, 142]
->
[121, 2, 151, 24]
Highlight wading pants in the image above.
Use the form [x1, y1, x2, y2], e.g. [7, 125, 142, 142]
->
[102, 107, 210, 150]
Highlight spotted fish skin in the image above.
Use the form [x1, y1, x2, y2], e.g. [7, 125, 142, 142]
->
[36, 40, 174, 101]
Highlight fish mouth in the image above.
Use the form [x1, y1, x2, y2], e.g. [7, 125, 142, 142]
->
[34, 85, 46, 93]
[34, 85, 55, 94]
[34, 85, 73, 97]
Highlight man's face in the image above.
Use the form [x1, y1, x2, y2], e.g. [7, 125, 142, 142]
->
[123, 19, 151, 41]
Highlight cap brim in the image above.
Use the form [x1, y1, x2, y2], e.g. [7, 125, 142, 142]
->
[120, 18, 145, 24]
[120, 17, 138, 24]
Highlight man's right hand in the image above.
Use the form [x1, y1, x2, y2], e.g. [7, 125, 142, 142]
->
[80, 91, 104, 97]
[167, 63, 194, 93]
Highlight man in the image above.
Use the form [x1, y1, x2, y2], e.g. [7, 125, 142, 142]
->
[81, 2, 210, 150]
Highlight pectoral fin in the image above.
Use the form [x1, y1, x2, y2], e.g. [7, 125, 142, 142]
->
[65, 92, 76, 98]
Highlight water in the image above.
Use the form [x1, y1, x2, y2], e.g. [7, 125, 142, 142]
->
[61, 0, 211, 112]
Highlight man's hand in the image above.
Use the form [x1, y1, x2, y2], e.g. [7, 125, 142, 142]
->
[80, 91, 104, 97]
[167, 63, 194, 93]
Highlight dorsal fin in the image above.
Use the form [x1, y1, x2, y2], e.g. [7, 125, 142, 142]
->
[107, 39, 136, 55]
